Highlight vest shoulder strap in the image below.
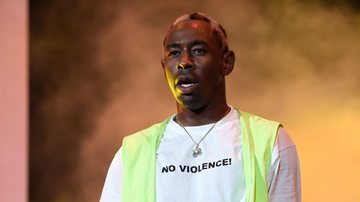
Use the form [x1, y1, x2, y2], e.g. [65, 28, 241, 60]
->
[239, 110, 280, 202]
[121, 118, 170, 202]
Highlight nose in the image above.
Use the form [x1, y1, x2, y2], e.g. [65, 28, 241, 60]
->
[177, 52, 193, 70]
[177, 63, 193, 70]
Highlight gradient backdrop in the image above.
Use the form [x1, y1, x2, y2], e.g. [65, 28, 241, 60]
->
[30, 0, 360, 201]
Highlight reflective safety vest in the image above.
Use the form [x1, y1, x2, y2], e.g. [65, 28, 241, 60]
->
[121, 110, 280, 202]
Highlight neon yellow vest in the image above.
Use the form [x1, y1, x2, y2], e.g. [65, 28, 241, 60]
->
[121, 110, 280, 202]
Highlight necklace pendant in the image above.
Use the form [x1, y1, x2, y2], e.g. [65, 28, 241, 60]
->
[192, 145, 202, 157]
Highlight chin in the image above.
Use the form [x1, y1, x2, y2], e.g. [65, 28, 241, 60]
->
[178, 96, 205, 111]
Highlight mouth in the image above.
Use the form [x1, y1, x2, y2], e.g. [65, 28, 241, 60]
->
[175, 76, 198, 94]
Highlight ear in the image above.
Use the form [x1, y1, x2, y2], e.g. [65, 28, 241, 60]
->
[222, 51, 235, 76]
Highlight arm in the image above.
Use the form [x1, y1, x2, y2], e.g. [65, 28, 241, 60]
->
[100, 148, 123, 202]
[267, 128, 301, 202]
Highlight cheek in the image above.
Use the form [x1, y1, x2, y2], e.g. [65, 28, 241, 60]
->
[164, 68, 175, 88]
[201, 61, 222, 79]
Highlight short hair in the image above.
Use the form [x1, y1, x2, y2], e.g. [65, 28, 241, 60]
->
[163, 12, 229, 54]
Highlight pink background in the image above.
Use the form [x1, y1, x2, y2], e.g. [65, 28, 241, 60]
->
[0, 0, 27, 201]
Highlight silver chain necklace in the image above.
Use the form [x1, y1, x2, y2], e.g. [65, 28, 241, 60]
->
[176, 108, 230, 158]
[178, 121, 217, 157]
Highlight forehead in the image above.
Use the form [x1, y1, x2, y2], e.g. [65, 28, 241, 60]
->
[164, 20, 217, 47]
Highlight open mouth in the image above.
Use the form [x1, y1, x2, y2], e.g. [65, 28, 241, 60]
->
[175, 76, 198, 94]
[179, 82, 195, 88]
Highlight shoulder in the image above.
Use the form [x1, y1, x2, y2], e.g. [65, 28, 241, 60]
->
[236, 110, 281, 138]
[122, 118, 171, 151]
[236, 109, 281, 158]
[238, 110, 295, 149]
[238, 110, 280, 128]
[276, 127, 296, 151]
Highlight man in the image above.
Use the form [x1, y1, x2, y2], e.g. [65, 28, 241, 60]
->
[100, 12, 301, 202]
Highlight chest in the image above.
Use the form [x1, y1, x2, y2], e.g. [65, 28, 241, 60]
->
[155, 121, 246, 202]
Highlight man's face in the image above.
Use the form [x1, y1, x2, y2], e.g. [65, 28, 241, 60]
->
[162, 20, 227, 110]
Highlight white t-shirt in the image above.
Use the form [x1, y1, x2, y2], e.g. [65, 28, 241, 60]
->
[100, 107, 301, 202]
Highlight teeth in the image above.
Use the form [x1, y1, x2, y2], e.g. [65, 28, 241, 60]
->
[181, 83, 194, 87]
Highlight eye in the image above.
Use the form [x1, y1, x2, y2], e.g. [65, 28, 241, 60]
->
[192, 48, 206, 56]
[168, 50, 180, 58]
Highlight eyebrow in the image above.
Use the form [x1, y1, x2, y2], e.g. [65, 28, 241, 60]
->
[165, 40, 208, 49]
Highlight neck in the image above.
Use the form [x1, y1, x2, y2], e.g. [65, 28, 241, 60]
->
[175, 103, 230, 126]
